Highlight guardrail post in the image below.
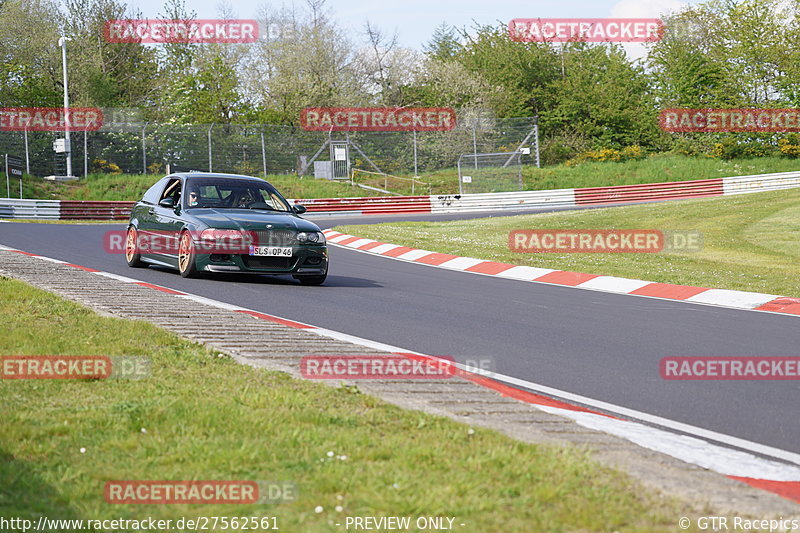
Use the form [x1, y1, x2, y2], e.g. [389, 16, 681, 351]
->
[413, 129, 418, 183]
[208, 124, 214, 172]
[24, 128, 30, 174]
[260, 131, 267, 177]
[84, 130, 88, 177]
[142, 123, 148, 174]
[472, 121, 478, 169]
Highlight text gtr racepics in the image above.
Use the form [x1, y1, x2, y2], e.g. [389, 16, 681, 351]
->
[125, 173, 328, 285]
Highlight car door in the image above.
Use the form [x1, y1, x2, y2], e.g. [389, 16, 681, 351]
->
[147, 177, 184, 265]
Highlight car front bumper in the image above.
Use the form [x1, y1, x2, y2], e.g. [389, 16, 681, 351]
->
[196, 246, 328, 274]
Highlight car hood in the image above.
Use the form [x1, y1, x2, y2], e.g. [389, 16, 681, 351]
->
[187, 209, 321, 232]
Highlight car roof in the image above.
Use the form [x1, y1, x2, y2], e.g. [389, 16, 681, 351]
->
[174, 172, 265, 182]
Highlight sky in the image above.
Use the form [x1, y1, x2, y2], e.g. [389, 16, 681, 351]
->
[120, 0, 708, 56]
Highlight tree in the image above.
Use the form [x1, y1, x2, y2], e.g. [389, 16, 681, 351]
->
[0, 0, 62, 107]
[453, 23, 561, 117]
[648, 0, 799, 107]
[63, 0, 159, 107]
[423, 22, 461, 61]
[152, 0, 250, 123]
[241, 0, 365, 125]
[546, 44, 661, 149]
[355, 21, 420, 105]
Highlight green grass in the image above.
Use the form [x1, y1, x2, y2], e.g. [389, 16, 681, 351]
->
[11, 154, 800, 200]
[337, 188, 800, 297]
[0, 276, 691, 531]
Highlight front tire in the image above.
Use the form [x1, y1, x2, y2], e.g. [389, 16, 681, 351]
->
[178, 231, 199, 278]
[125, 226, 146, 268]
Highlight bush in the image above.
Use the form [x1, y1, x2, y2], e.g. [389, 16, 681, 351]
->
[565, 145, 647, 166]
[539, 132, 592, 166]
[709, 138, 776, 160]
[90, 159, 122, 174]
[778, 136, 800, 158]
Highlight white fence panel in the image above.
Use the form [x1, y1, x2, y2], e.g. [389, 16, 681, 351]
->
[0, 199, 61, 219]
[430, 188, 575, 213]
[722, 171, 800, 195]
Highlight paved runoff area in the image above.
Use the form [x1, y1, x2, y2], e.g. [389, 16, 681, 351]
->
[1, 247, 797, 516]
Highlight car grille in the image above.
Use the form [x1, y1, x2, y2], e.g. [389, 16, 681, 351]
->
[254, 230, 296, 246]
[241, 255, 295, 270]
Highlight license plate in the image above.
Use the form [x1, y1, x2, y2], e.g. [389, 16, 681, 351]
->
[249, 246, 293, 257]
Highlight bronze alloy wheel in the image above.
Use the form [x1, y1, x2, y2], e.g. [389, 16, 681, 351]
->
[178, 231, 198, 278]
[125, 226, 146, 268]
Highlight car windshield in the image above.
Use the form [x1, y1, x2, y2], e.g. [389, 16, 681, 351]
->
[184, 178, 292, 212]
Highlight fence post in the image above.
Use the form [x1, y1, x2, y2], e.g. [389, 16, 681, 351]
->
[411, 129, 419, 179]
[534, 116, 540, 169]
[142, 123, 148, 174]
[84, 130, 88, 177]
[23, 128, 30, 174]
[472, 120, 478, 169]
[260, 131, 267, 177]
[208, 124, 214, 172]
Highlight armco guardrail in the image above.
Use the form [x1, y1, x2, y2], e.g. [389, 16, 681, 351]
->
[574, 178, 724, 205]
[0, 199, 61, 219]
[60, 201, 135, 220]
[722, 172, 800, 195]
[430, 188, 575, 213]
[292, 195, 432, 215]
[1, 170, 799, 220]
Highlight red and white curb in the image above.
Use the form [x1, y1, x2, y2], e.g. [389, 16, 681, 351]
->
[322, 229, 800, 318]
[1, 243, 799, 505]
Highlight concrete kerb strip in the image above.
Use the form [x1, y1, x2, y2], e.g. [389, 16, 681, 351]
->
[0, 248, 798, 516]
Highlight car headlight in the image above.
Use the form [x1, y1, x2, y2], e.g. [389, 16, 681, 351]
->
[297, 231, 325, 244]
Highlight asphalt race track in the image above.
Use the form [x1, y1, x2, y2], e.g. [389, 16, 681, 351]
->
[1, 213, 798, 459]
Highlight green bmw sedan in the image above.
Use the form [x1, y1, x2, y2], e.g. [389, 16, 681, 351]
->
[125, 173, 328, 285]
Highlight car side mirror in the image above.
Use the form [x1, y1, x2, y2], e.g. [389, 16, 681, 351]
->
[159, 197, 175, 208]
[292, 204, 307, 214]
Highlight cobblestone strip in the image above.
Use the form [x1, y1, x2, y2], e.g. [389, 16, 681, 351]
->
[0, 249, 796, 515]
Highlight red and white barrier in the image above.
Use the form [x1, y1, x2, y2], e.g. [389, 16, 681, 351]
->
[1, 170, 799, 219]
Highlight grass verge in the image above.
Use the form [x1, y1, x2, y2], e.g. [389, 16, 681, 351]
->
[336, 188, 800, 297]
[0, 275, 691, 531]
